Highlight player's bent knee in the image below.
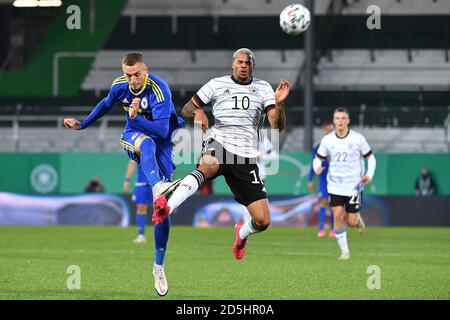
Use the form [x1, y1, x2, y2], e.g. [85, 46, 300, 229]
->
[198, 156, 219, 179]
[135, 134, 155, 155]
[200, 155, 219, 166]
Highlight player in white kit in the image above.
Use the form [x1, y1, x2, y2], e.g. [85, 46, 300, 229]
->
[152, 48, 291, 260]
[313, 108, 376, 260]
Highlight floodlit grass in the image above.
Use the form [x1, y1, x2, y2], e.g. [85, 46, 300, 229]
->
[0, 226, 449, 300]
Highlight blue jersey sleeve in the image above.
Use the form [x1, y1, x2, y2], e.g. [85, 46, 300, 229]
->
[130, 116, 169, 139]
[80, 85, 117, 129]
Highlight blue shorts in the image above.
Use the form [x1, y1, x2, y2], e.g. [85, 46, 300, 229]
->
[120, 130, 175, 182]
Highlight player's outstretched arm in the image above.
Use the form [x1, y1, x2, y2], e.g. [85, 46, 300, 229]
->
[63, 118, 81, 130]
[64, 94, 115, 131]
[268, 80, 291, 131]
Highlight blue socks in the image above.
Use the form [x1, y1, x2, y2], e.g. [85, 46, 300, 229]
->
[318, 206, 334, 230]
[318, 207, 326, 231]
[154, 215, 171, 265]
[136, 136, 170, 266]
[136, 213, 147, 235]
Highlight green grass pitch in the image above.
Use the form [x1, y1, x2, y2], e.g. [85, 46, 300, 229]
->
[0, 226, 449, 300]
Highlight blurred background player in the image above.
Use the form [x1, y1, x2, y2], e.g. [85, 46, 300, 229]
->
[63, 52, 184, 296]
[152, 48, 291, 260]
[308, 122, 335, 238]
[123, 159, 152, 244]
[313, 108, 376, 260]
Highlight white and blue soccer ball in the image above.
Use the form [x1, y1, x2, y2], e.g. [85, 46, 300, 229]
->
[279, 3, 311, 36]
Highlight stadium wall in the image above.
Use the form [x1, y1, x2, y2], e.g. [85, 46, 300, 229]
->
[1, 193, 446, 226]
[167, 194, 450, 227]
[0, 152, 449, 195]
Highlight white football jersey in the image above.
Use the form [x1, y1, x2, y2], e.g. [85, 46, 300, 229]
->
[194, 75, 276, 158]
[317, 130, 372, 196]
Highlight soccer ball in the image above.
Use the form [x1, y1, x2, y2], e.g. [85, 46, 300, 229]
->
[279, 3, 311, 36]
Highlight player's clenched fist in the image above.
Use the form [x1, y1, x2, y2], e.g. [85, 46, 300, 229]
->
[194, 108, 209, 132]
[129, 98, 140, 119]
[63, 118, 81, 130]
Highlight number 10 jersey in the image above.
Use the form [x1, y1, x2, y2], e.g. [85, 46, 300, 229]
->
[193, 75, 276, 158]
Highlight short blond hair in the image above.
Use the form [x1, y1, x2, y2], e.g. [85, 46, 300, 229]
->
[232, 48, 255, 66]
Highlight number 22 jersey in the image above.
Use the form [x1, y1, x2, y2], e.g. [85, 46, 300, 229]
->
[317, 130, 372, 196]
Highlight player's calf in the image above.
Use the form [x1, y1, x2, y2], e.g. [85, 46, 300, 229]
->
[346, 213, 359, 227]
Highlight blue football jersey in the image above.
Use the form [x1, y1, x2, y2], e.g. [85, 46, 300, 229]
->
[80, 73, 184, 142]
[109, 74, 184, 141]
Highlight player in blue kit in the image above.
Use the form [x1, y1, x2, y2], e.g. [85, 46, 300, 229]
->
[64, 52, 184, 296]
[123, 159, 152, 244]
[308, 122, 335, 238]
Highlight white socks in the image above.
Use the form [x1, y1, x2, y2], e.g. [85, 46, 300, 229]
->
[335, 228, 349, 254]
[167, 170, 204, 214]
[239, 219, 260, 240]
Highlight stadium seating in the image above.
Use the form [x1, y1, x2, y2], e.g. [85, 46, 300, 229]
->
[316, 50, 450, 90]
[82, 49, 450, 92]
[122, 0, 450, 17]
[82, 50, 304, 92]
[343, 0, 450, 15]
[1, 0, 449, 153]
[122, 0, 333, 16]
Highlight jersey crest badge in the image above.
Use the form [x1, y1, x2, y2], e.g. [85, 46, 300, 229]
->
[249, 86, 259, 94]
[141, 97, 149, 109]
